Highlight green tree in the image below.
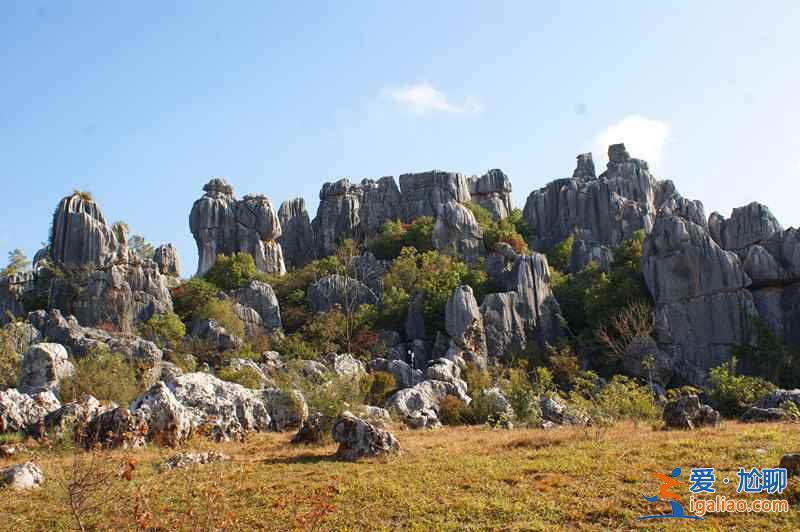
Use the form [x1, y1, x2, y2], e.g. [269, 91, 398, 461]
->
[367, 217, 434, 260]
[138, 310, 186, 348]
[707, 358, 776, 417]
[171, 278, 219, 321]
[545, 235, 574, 274]
[1, 248, 30, 277]
[464, 203, 530, 254]
[205, 252, 257, 291]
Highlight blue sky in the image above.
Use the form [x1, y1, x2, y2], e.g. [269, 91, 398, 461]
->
[2, 1, 799, 275]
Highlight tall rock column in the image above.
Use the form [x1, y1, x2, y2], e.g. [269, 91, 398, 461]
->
[189, 178, 286, 276]
[277, 198, 315, 269]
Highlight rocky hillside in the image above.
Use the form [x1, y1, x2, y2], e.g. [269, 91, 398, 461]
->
[0, 142, 798, 461]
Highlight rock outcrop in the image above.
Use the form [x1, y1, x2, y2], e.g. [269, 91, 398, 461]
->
[233, 280, 282, 331]
[0, 389, 61, 433]
[642, 214, 758, 385]
[190, 178, 286, 276]
[50, 192, 121, 267]
[663, 395, 720, 429]
[444, 286, 487, 366]
[367, 358, 422, 389]
[17, 343, 74, 395]
[432, 201, 484, 262]
[399, 171, 472, 221]
[153, 243, 181, 277]
[384, 378, 470, 428]
[523, 145, 685, 272]
[466, 169, 513, 220]
[277, 198, 316, 269]
[331, 411, 400, 460]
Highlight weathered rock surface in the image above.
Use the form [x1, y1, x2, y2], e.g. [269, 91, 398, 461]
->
[424, 358, 468, 397]
[291, 412, 334, 445]
[755, 389, 800, 409]
[643, 214, 758, 385]
[523, 145, 664, 271]
[1, 462, 43, 490]
[622, 336, 672, 386]
[326, 353, 366, 379]
[312, 177, 401, 258]
[432, 201, 484, 262]
[480, 292, 527, 359]
[153, 243, 181, 277]
[29, 394, 112, 439]
[467, 169, 513, 220]
[84, 406, 148, 448]
[49, 260, 174, 332]
[18, 343, 74, 395]
[540, 395, 587, 426]
[444, 286, 487, 365]
[277, 198, 316, 269]
[710, 202, 783, 251]
[130, 372, 307, 443]
[306, 274, 379, 314]
[51, 192, 121, 267]
[663, 395, 720, 429]
[233, 280, 281, 331]
[331, 411, 400, 460]
[477, 387, 514, 419]
[0, 389, 61, 433]
[190, 179, 286, 276]
[399, 171, 471, 222]
[384, 379, 470, 427]
[0, 272, 35, 324]
[190, 318, 242, 352]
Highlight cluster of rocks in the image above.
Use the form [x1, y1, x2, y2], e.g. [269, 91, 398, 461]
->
[663, 395, 720, 429]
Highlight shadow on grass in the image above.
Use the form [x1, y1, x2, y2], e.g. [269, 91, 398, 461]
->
[261, 452, 344, 465]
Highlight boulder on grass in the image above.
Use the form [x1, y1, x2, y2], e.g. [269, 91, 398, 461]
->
[1, 462, 44, 490]
[161, 452, 230, 471]
[663, 395, 720, 429]
[17, 343, 74, 395]
[779, 454, 800, 476]
[331, 411, 400, 460]
[741, 407, 786, 423]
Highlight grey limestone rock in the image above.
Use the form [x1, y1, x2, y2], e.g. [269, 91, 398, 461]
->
[18, 343, 74, 395]
[1, 462, 44, 490]
[433, 201, 485, 263]
[466, 169, 513, 220]
[234, 280, 282, 331]
[153, 243, 181, 277]
[331, 411, 400, 460]
[306, 274, 379, 314]
[663, 395, 720, 429]
[277, 198, 316, 269]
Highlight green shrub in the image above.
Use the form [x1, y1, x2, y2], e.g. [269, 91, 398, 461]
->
[171, 278, 219, 321]
[463, 364, 492, 396]
[60, 347, 140, 406]
[217, 366, 263, 389]
[195, 299, 245, 339]
[501, 367, 544, 426]
[707, 358, 776, 417]
[204, 252, 257, 291]
[368, 218, 435, 260]
[546, 235, 574, 274]
[138, 310, 186, 348]
[365, 371, 398, 406]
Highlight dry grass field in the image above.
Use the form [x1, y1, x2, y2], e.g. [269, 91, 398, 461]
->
[0, 421, 797, 530]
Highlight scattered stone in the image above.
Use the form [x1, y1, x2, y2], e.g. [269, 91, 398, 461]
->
[741, 407, 786, 423]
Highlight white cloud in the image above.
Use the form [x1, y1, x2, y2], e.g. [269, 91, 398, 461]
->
[380, 82, 482, 115]
[595, 115, 671, 166]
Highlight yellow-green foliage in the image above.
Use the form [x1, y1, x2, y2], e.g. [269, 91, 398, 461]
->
[217, 366, 263, 389]
[138, 310, 186, 348]
[571, 375, 660, 426]
[60, 347, 140, 406]
[365, 371, 398, 406]
[367, 217, 435, 259]
[707, 358, 776, 416]
[195, 298, 245, 339]
[0, 321, 28, 389]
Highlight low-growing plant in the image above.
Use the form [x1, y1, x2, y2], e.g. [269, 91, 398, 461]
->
[204, 252, 257, 291]
[194, 298, 246, 339]
[0, 321, 30, 389]
[501, 367, 544, 426]
[571, 375, 660, 427]
[171, 278, 219, 321]
[438, 395, 472, 425]
[217, 366, 263, 389]
[60, 347, 140, 406]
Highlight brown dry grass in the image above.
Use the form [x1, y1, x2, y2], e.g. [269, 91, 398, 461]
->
[0, 421, 797, 530]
